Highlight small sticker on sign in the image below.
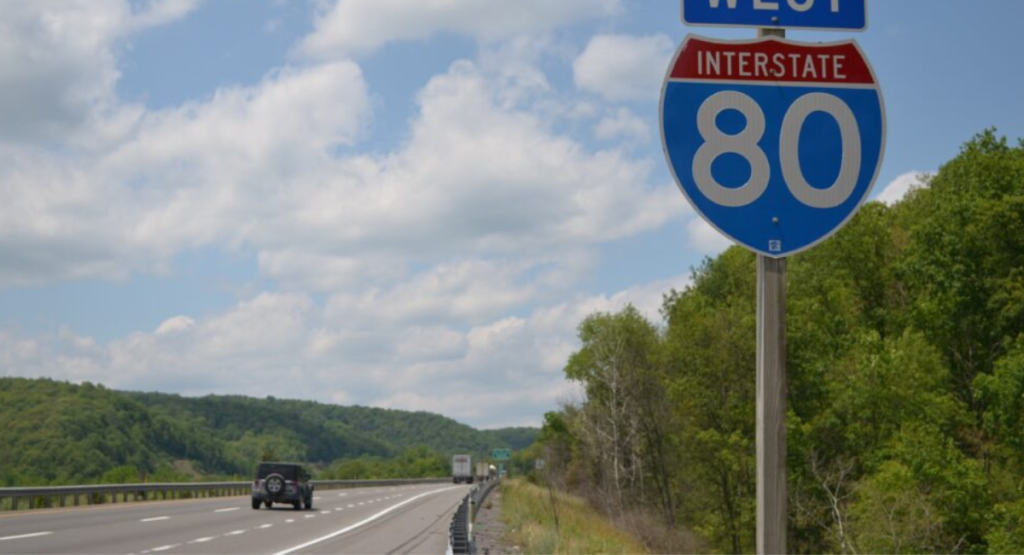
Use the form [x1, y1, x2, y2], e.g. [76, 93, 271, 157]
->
[768, 240, 782, 252]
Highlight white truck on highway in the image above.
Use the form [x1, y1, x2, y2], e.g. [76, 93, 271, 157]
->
[475, 462, 492, 482]
[452, 454, 473, 484]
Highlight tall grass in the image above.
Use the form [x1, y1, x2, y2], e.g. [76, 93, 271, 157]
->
[499, 479, 649, 554]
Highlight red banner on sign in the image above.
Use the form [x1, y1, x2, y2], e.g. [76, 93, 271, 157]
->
[669, 36, 875, 86]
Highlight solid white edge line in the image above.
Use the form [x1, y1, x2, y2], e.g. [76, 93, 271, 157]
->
[0, 531, 53, 541]
[151, 544, 180, 552]
[273, 486, 458, 555]
[189, 537, 215, 544]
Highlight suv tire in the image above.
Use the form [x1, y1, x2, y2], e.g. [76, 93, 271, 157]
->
[303, 495, 312, 510]
[265, 474, 286, 496]
[252, 498, 261, 510]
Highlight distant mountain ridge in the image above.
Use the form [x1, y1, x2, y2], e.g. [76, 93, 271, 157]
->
[0, 377, 537, 486]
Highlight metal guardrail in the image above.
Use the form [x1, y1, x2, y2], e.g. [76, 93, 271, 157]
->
[0, 478, 448, 512]
[448, 477, 500, 555]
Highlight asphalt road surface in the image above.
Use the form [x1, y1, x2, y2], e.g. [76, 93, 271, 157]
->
[0, 483, 470, 554]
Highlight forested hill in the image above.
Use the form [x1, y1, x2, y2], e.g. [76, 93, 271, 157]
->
[0, 377, 536, 486]
[530, 130, 1024, 554]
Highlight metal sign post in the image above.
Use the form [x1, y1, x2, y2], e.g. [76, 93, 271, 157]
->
[758, 253, 786, 554]
[663, 6, 883, 554]
[754, 25, 787, 555]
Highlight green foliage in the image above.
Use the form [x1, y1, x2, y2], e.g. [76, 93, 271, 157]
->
[986, 498, 1024, 554]
[0, 377, 537, 486]
[535, 131, 1024, 553]
[320, 447, 449, 480]
[500, 478, 651, 555]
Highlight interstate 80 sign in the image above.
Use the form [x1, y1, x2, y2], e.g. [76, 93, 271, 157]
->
[660, 35, 885, 258]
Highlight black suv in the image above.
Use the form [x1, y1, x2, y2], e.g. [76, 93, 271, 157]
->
[251, 462, 314, 510]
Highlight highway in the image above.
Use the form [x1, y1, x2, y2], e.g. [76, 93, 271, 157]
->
[0, 483, 470, 554]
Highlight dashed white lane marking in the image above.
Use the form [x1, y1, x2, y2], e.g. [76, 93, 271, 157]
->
[304, 515, 316, 519]
[285, 519, 295, 523]
[225, 530, 245, 536]
[0, 532, 53, 542]
[273, 486, 459, 555]
[140, 516, 170, 522]
[189, 537, 215, 544]
[214, 507, 239, 513]
[151, 544, 180, 552]
[259, 524, 273, 529]
[347, 504, 355, 508]
[337, 493, 348, 497]
[334, 508, 343, 512]
[320, 510, 330, 515]
[313, 497, 321, 500]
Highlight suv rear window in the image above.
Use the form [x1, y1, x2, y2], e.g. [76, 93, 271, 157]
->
[257, 463, 298, 480]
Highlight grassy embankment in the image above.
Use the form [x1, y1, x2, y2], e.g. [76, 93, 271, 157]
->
[499, 479, 648, 554]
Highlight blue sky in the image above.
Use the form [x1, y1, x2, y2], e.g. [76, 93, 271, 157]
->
[1, 0, 1022, 428]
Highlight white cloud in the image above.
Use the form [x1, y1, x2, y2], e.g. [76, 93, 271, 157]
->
[0, 2, 698, 428]
[573, 34, 675, 101]
[155, 315, 195, 335]
[322, 259, 539, 327]
[686, 217, 734, 255]
[874, 171, 932, 205]
[0, 1, 199, 143]
[594, 107, 651, 143]
[298, 0, 620, 58]
[0, 274, 686, 427]
[1, 47, 682, 289]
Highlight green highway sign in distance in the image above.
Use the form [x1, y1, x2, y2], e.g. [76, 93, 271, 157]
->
[491, 448, 511, 460]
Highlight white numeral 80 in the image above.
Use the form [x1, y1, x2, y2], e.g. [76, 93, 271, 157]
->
[692, 91, 861, 209]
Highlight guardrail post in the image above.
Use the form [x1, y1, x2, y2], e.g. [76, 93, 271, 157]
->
[11, 497, 18, 511]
